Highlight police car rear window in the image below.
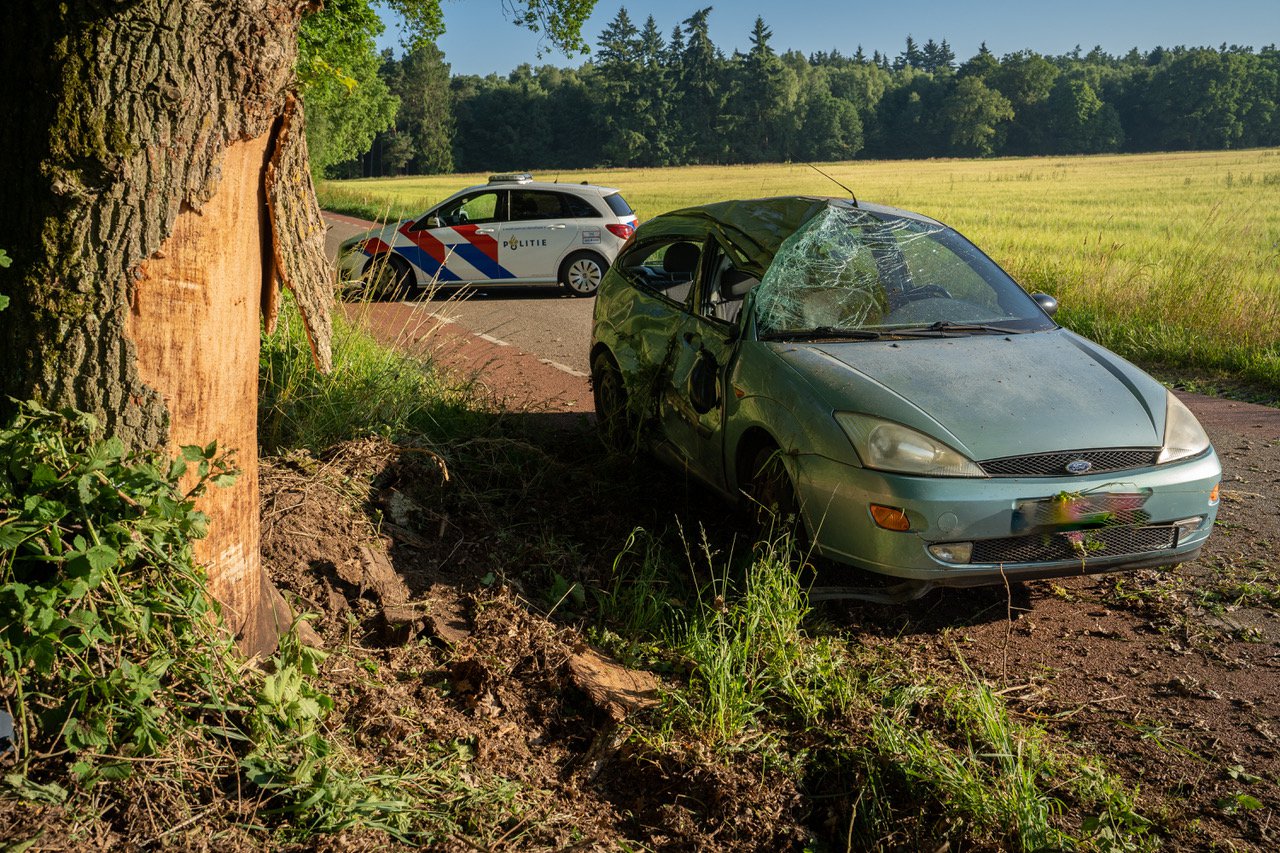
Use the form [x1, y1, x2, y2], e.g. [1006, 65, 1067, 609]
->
[604, 193, 633, 216]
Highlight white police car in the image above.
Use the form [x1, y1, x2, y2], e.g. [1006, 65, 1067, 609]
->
[338, 174, 638, 298]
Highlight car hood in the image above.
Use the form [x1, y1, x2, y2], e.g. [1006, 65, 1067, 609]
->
[339, 221, 411, 251]
[775, 329, 1167, 460]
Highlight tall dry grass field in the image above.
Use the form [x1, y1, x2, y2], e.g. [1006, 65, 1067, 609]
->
[320, 149, 1280, 393]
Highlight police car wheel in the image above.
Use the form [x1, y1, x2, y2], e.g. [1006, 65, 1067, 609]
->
[361, 254, 416, 301]
[560, 252, 607, 296]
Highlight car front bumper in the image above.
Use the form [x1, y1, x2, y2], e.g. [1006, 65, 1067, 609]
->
[794, 449, 1221, 586]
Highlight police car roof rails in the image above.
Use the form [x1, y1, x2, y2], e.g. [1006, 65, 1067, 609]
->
[489, 173, 534, 184]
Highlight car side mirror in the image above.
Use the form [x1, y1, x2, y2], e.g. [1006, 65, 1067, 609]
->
[1031, 292, 1058, 317]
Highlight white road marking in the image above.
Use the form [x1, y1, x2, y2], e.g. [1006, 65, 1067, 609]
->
[539, 359, 588, 377]
[476, 333, 510, 347]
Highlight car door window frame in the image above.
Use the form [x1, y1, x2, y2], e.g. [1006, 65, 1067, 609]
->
[415, 190, 506, 230]
[616, 236, 705, 310]
[695, 238, 756, 331]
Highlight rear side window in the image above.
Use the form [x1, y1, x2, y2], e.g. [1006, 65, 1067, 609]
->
[561, 193, 602, 218]
[509, 190, 566, 222]
[604, 193, 633, 216]
[617, 239, 702, 307]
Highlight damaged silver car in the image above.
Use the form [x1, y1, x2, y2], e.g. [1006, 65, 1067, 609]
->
[589, 197, 1221, 592]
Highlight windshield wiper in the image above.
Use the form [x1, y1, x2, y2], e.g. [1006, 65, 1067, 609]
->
[760, 326, 884, 342]
[888, 321, 1024, 337]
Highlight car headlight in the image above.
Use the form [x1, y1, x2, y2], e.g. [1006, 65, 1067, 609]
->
[1157, 392, 1210, 464]
[835, 413, 986, 478]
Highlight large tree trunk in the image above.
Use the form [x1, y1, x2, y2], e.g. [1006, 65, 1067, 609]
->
[0, 0, 330, 656]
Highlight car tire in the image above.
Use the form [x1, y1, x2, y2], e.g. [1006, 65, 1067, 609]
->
[591, 350, 633, 451]
[747, 445, 803, 541]
[361, 253, 416, 301]
[560, 252, 608, 297]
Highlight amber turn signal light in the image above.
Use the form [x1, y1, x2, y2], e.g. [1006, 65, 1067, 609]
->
[1208, 483, 1220, 505]
[870, 504, 911, 532]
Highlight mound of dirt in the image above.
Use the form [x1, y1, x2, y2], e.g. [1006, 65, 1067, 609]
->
[259, 440, 812, 850]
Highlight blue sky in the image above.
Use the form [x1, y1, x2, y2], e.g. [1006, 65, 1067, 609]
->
[376, 0, 1280, 76]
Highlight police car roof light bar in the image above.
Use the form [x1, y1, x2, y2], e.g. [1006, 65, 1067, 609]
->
[489, 173, 534, 184]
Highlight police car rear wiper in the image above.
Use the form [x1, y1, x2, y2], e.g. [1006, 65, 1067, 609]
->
[888, 321, 1024, 337]
[760, 326, 884, 341]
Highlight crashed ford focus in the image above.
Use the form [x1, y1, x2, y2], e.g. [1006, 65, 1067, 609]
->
[589, 197, 1220, 590]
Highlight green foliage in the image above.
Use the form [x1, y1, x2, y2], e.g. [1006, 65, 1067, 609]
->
[357, 43, 455, 178]
[0, 402, 238, 783]
[259, 294, 483, 452]
[420, 12, 1280, 172]
[0, 403, 515, 842]
[299, 0, 400, 177]
[592, 525, 1157, 851]
[0, 246, 9, 311]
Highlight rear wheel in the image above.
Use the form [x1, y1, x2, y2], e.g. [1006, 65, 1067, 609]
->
[591, 351, 632, 451]
[560, 252, 608, 297]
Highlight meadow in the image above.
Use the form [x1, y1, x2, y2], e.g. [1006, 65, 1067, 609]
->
[320, 149, 1280, 396]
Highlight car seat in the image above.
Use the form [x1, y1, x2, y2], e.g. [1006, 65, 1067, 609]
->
[512, 196, 536, 221]
[662, 242, 700, 280]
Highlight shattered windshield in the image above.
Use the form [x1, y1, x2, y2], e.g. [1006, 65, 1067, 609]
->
[754, 205, 1055, 338]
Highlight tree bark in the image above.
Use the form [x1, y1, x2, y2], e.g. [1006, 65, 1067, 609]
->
[0, 0, 329, 656]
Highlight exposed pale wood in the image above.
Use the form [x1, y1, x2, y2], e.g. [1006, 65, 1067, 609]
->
[130, 136, 288, 656]
[567, 647, 661, 722]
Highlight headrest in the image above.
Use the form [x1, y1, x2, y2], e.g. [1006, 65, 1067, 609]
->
[662, 242, 700, 274]
[722, 268, 760, 298]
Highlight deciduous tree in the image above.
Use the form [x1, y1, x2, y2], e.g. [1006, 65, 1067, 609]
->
[0, 0, 595, 655]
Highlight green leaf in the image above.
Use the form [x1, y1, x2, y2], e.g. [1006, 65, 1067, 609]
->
[212, 472, 239, 488]
[1227, 764, 1263, 784]
[97, 762, 133, 782]
[0, 523, 33, 551]
[180, 445, 205, 462]
[5, 773, 68, 804]
[85, 544, 120, 572]
[86, 436, 124, 469]
[0, 294, 9, 312]
[77, 474, 96, 505]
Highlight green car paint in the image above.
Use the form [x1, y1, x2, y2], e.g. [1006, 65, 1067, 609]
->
[590, 197, 1220, 588]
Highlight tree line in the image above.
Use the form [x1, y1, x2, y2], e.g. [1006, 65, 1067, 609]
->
[303, 4, 1280, 178]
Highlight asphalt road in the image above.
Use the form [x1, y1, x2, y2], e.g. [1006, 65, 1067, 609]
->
[324, 212, 597, 374]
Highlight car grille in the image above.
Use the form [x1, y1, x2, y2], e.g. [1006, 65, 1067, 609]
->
[979, 448, 1159, 477]
[970, 524, 1178, 565]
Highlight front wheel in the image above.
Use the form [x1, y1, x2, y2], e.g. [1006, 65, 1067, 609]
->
[560, 252, 608, 297]
[747, 445, 803, 541]
[360, 253, 417, 301]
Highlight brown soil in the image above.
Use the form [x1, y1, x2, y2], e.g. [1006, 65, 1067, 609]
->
[259, 437, 812, 850]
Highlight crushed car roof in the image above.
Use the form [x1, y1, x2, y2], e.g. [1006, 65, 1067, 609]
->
[635, 196, 943, 276]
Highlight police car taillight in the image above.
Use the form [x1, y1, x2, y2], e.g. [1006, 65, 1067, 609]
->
[606, 223, 634, 240]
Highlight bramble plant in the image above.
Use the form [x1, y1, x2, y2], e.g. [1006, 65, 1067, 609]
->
[0, 402, 240, 788]
[0, 404, 464, 838]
